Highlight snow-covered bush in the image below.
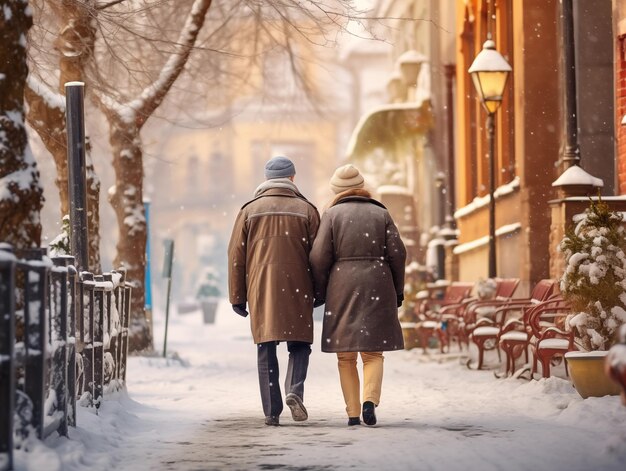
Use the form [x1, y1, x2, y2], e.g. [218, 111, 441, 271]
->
[48, 215, 70, 257]
[560, 198, 626, 351]
[196, 266, 221, 299]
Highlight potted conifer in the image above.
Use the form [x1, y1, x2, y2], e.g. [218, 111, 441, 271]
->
[196, 267, 221, 324]
[560, 198, 626, 398]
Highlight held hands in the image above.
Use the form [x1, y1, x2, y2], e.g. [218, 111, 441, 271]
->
[232, 303, 249, 318]
[397, 294, 404, 308]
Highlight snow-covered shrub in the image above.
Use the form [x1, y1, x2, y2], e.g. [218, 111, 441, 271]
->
[196, 266, 221, 299]
[559, 198, 626, 351]
[48, 215, 71, 257]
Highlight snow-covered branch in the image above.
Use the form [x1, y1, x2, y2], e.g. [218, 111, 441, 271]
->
[26, 74, 66, 112]
[99, 0, 212, 127]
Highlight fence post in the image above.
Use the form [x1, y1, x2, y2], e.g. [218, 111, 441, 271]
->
[64, 259, 77, 427]
[21, 248, 49, 440]
[103, 273, 117, 386]
[93, 275, 104, 409]
[81, 272, 95, 407]
[0, 246, 16, 471]
[111, 270, 123, 382]
[50, 257, 72, 436]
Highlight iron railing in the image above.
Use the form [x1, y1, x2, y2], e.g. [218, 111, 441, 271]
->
[0, 245, 131, 471]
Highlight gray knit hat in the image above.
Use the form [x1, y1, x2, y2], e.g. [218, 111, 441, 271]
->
[264, 156, 296, 179]
[330, 164, 365, 194]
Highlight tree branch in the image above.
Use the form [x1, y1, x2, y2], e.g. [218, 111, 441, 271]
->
[95, 0, 212, 127]
[97, 0, 128, 11]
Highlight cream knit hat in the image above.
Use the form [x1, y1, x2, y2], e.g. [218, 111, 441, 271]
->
[329, 164, 365, 194]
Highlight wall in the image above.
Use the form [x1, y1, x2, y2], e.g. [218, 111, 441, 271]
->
[615, 0, 626, 194]
[574, 1, 615, 193]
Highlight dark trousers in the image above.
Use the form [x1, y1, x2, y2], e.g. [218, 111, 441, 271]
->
[257, 341, 311, 418]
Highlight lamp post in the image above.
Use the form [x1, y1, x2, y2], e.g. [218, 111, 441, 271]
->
[468, 39, 512, 278]
[398, 50, 427, 100]
[386, 69, 407, 103]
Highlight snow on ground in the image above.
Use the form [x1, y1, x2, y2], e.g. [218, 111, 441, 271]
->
[14, 300, 626, 471]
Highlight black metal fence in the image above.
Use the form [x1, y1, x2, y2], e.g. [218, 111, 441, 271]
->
[0, 245, 131, 471]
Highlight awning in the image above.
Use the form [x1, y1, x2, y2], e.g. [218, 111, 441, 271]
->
[345, 99, 433, 161]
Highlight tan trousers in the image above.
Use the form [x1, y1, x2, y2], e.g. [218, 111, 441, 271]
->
[336, 352, 384, 418]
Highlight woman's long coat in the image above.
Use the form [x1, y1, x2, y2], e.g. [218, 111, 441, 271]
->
[309, 194, 406, 352]
[228, 184, 320, 344]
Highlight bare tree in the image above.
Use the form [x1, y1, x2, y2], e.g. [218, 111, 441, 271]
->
[0, 1, 43, 250]
[25, 0, 365, 353]
[92, 0, 214, 352]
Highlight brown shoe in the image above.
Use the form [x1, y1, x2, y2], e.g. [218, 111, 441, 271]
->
[285, 393, 308, 422]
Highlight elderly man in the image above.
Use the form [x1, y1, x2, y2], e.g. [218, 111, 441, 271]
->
[228, 156, 320, 426]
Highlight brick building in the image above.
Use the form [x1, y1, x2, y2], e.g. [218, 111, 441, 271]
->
[615, 0, 626, 194]
[453, 0, 615, 294]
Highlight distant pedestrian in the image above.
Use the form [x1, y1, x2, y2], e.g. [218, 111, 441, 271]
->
[228, 156, 321, 426]
[309, 164, 406, 426]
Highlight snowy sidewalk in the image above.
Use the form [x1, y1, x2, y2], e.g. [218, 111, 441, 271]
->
[18, 301, 626, 471]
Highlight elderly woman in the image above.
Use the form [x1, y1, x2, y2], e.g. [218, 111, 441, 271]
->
[310, 164, 406, 426]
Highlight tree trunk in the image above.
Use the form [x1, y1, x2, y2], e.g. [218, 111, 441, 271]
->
[0, 1, 43, 250]
[108, 116, 151, 352]
[98, 0, 213, 353]
[23, 84, 68, 213]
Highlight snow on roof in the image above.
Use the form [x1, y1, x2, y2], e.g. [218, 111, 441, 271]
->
[552, 165, 604, 188]
[345, 99, 432, 159]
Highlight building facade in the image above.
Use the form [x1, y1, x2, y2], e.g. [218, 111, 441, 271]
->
[615, 0, 626, 192]
[344, 0, 456, 268]
[453, 0, 615, 294]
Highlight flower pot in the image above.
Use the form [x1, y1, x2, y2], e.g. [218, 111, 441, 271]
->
[200, 299, 219, 324]
[564, 351, 621, 399]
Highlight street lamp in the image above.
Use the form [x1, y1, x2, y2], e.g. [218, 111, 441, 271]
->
[398, 50, 427, 99]
[386, 69, 407, 103]
[468, 39, 512, 278]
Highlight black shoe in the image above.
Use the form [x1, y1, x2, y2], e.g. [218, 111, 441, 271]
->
[348, 417, 361, 426]
[362, 401, 377, 426]
[264, 416, 280, 426]
[285, 393, 308, 422]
